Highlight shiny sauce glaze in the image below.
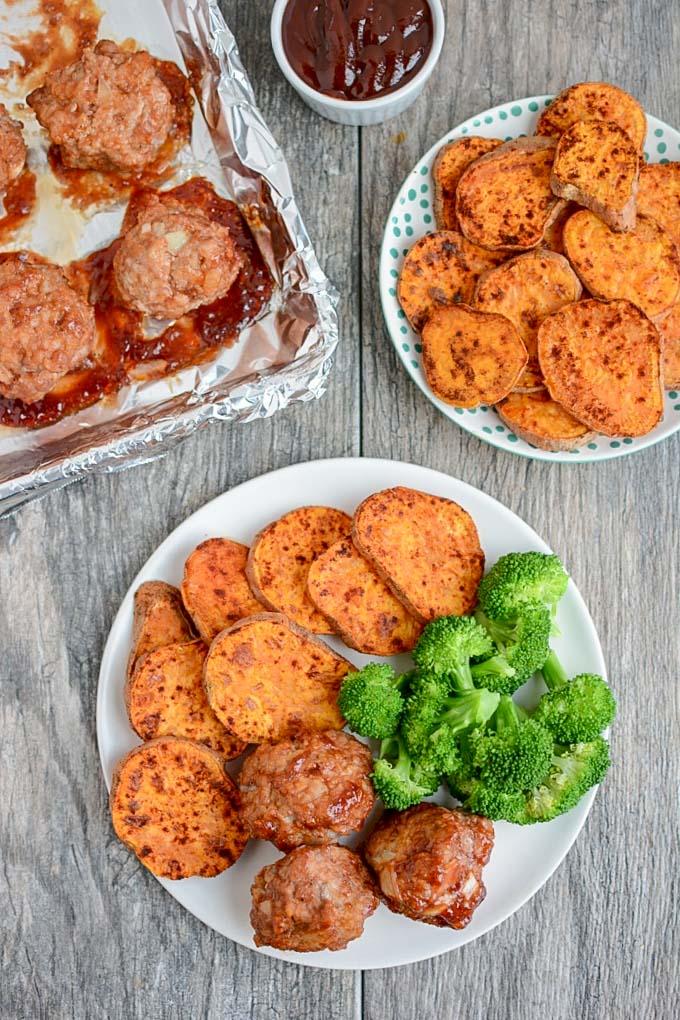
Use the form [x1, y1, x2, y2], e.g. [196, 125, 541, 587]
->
[47, 57, 195, 208]
[0, 168, 37, 241]
[0, 178, 273, 428]
[281, 0, 434, 101]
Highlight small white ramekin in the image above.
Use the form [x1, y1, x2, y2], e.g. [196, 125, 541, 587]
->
[270, 0, 445, 127]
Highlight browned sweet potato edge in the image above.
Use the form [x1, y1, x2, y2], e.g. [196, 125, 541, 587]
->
[496, 396, 597, 451]
[127, 580, 195, 679]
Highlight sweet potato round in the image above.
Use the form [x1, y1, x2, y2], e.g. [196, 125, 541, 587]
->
[455, 137, 563, 251]
[496, 389, 595, 451]
[563, 210, 680, 318]
[397, 230, 503, 332]
[538, 298, 663, 437]
[110, 736, 247, 879]
[421, 303, 527, 407]
[654, 303, 680, 389]
[432, 136, 501, 231]
[474, 250, 582, 392]
[181, 538, 263, 643]
[127, 581, 195, 679]
[203, 613, 352, 743]
[637, 162, 680, 249]
[535, 82, 646, 152]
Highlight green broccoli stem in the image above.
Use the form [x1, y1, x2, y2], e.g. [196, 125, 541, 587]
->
[431, 689, 501, 741]
[541, 649, 569, 690]
[492, 693, 521, 735]
[379, 734, 409, 776]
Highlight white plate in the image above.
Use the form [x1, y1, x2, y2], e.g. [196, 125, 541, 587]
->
[379, 96, 680, 462]
[97, 457, 606, 969]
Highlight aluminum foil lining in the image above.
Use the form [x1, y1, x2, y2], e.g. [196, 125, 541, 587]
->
[0, 0, 339, 516]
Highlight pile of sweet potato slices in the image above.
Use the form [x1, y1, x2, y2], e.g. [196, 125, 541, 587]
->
[399, 81, 677, 449]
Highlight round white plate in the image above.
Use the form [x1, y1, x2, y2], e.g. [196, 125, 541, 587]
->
[379, 95, 680, 462]
[97, 457, 606, 969]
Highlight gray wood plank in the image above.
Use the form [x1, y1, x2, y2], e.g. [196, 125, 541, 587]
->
[360, 1, 680, 1018]
[0, 1, 361, 1017]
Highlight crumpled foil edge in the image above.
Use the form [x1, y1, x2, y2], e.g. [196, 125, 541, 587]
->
[0, 0, 339, 517]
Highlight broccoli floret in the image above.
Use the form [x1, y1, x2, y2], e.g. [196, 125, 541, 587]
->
[533, 650, 617, 743]
[474, 602, 551, 692]
[401, 675, 500, 759]
[478, 552, 569, 621]
[455, 777, 530, 824]
[338, 663, 410, 739]
[413, 614, 515, 693]
[524, 737, 611, 823]
[371, 733, 440, 810]
[472, 695, 553, 793]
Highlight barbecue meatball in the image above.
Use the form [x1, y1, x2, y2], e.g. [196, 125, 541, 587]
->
[27, 40, 174, 173]
[364, 803, 494, 929]
[0, 256, 95, 403]
[238, 730, 375, 852]
[113, 197, 241, 319]
[0, 104, 26, 192]
[250, 845, 379, 952]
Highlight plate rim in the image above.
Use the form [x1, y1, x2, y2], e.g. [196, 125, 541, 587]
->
[96, 455, 605, 969]
[379, 94, 680, 464]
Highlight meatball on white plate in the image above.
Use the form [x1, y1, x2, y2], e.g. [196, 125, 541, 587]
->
[238, 730, 375, 852]
[0, 104, 26, 193]
[0, 256, 95, 403]
[250, 845, 379, 952]
[364, 803, 495, 929]
[113, 194, 241, 320]
[27, 40, 174, 173]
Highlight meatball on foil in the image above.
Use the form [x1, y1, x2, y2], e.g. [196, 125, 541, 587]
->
[0, 256, 95, 404]
[364, 803, 494, 929]
[250, 845, 379, 952]
[238, 730, 375, 852]
[27, 40, 174, 173]
[113, 196, 241, 320]
[0, 104, 26, 192]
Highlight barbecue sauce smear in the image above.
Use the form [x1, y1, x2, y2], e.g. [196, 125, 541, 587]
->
[0, 178, 273, 428]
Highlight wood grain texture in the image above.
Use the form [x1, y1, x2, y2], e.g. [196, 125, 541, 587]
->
[1, 1, 679, 1018]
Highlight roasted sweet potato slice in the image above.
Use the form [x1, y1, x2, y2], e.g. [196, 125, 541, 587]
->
[352, 487, 484, 623]
[637, 162, 680, 249]
[432, 136, 502, 231]
[420, 303, 527, 407]
[306, 538, 422, 655]
[563, 210, 680, 317]
[110, 736, 247, 879]
[127, 581, 194, 678]
[543, 201, 579, 256]
[496, 389, 595, 451]
[551, 121, 639, 232]
[654, 303, 680, 388]
[181, 538, 263, 643]
[126, 640, 246, 759]
[246, 507, 352, 633]
[474, 250, 582, 392]
[538, 298, 663, 436]
[203, 613, 352, 743]
[397, 230, 504, 331]
[535, 82, 646, 152]
[455, 137, 563, 251]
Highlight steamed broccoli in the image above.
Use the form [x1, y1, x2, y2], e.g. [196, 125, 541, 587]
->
[472, 694, 553, 793]
[478, 552, 569, 621]
[401, 674, 500, 767]
[449, 772, 530, 823]
[371, 733, 440, 810]
[533, 650, 616, 743]
[338, 663, 412, 739]
[413, 615, 516, 693]
[474, 602, 551, 691]
[524, 737, 611, 822]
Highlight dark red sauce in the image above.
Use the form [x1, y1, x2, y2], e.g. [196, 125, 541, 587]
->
[0, 168, 37, 242]
[0, 178, 273, 429]
[281, 0, 434, 101]
[0, 0, 101, 86]
[47, 57, 195, 209]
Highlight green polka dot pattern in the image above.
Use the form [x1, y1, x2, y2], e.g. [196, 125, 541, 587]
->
[379, 96, 680, 463]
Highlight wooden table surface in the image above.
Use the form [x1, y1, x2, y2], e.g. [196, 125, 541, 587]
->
[2, 1, 679, 1017]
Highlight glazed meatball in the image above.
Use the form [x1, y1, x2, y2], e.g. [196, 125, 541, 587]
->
[113, 196, 241, 319]
[238, 730, 375, 851]
[0, 104, 26, 192]
[27, 40, 174, 173]
[364, 803, 494, 929]
[250, 845, 379, 952]
[0, 256, 95, 403]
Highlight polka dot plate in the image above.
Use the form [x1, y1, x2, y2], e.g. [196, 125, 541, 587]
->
[379, 95, 680, 462]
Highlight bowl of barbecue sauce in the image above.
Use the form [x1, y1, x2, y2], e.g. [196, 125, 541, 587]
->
[271, 0, 445, 125]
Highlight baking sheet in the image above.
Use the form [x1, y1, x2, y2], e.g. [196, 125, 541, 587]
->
[0, 0, 339, 515]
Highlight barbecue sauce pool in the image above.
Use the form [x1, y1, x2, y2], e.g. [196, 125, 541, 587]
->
[281, 0, 434, 101]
